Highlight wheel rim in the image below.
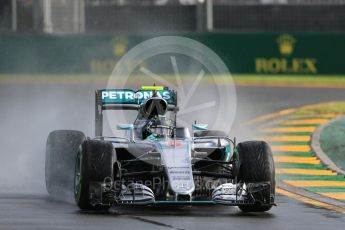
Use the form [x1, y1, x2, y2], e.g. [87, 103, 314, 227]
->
[74, 151, 82, 202]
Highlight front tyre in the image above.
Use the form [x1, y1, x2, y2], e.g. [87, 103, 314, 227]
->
[74, 140, 115, 210]
[237, 141, 275, 212]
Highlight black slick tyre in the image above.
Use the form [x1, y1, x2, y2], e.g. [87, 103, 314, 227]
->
[237, 141, 275, 212]
[74, 140, 115, 210]
[45, 130, 86, 202]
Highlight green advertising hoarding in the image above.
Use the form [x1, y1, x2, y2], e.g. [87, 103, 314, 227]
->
[0, 33, 344, 75]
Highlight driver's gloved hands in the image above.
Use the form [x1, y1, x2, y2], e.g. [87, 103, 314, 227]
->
[142, 117, 158, 139]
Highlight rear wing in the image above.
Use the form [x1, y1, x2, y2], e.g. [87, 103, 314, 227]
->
[95, 88, 178, 136]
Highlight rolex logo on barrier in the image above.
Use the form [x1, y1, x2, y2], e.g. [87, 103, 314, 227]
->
[277, 34, 296, 56]
[255, 34, 318, 74]
[90, 37, 128, 73]
[113, 37, 128, 57]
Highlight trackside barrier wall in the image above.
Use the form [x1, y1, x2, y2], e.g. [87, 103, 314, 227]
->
[0, 33, 344, 75]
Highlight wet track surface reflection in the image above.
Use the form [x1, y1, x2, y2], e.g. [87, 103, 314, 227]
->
[1, 193, 345, 230]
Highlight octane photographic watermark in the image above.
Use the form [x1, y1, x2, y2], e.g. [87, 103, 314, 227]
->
[103, 176, 232, 193]
[107, 36, 236, 134]
[106, 36, 237, 165]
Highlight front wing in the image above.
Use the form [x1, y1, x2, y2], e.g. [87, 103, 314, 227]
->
[88, 181, 275, 207]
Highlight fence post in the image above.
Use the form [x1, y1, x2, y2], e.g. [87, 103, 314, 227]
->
[43, 0, 53, 33]
[206, 0, 213, 31]
[11, 0, 17, 31]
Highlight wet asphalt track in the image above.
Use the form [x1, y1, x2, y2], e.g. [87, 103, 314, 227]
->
[1, 83, 345, 229]
[1, 193, 345, 230]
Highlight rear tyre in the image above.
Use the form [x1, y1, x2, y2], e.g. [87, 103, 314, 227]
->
[45, 130, 85, 202]
[74, 140, 115, 210]
[237, 141, 275, 212]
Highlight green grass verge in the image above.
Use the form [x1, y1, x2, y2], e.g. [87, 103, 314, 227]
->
[305, 187, 345, 193]
[233, 74, 345, 85]
[277, 174, 345, 181]
[1, 74, 345, 87]
[275, 163, 326, 170]
[320, 117, 345, 172]
[294, 101, 345, 116]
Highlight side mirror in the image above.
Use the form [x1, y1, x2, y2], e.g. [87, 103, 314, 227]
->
[192, 124, 208, 131]
[117, 124, 134, 141]
[117, 124, 134, 130]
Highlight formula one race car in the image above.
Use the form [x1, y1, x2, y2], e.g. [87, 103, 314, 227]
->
[45, 86, 275, 212]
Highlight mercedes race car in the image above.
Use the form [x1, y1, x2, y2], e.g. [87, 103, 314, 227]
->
[45, 86, 275, 212]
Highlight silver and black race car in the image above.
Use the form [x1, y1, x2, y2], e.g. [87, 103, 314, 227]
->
[45, 86, 275, 212]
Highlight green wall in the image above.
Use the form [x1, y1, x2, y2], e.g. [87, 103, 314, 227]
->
[0, 33, 344, 75]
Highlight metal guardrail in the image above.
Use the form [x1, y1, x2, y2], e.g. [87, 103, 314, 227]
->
[3, 0, 345, 33]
